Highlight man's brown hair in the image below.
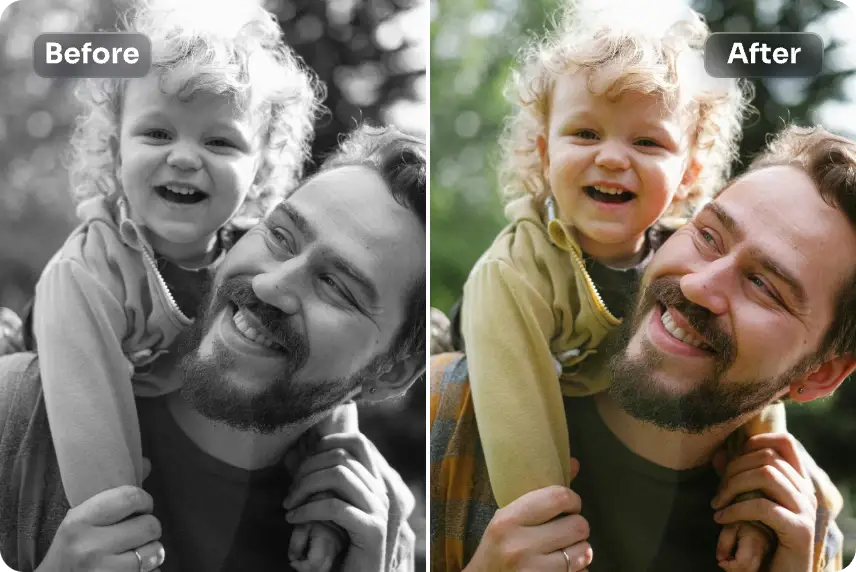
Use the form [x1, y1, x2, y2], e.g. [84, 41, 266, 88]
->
[748, 125, 856, 358]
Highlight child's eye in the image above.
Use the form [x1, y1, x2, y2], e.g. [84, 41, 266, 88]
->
[635, 138, 662, 148]
[572, 129, 599, 140]
[143, 129, 170, 140]
[207, 138, 237, 149]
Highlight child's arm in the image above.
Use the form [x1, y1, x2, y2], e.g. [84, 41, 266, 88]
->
[462, 255, 568, 507]
[34, 252, 142, 508]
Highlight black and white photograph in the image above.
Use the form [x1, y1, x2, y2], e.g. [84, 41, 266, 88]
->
[0, 0, 427, 570]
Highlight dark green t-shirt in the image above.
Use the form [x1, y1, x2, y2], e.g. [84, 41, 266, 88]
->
[565, 396, 723, 571]
[139, 396, 297, 572]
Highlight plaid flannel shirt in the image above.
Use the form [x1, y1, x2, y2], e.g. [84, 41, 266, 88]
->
[429, 352, 845, 572]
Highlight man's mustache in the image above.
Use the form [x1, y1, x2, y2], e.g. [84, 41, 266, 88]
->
[215, 276, 308, 362]
[642, 277, 736, 368]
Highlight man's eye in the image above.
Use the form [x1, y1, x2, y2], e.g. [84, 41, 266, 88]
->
[319, 275, 353, 305]
[699, 229, 719, 249]
[749, 275, 779, 303]
[269, 227, 294, 252]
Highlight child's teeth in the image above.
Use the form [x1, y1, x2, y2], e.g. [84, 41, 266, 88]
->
[166, 184, 200, 195]
[593, 185, 622, 195]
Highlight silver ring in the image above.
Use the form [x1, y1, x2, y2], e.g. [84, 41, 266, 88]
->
[561, 548, 571, 572]
[134, 548, 143, 572]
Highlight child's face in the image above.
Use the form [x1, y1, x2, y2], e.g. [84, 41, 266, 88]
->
[118, 74, 263, 255]
[539, 72, 695, 260]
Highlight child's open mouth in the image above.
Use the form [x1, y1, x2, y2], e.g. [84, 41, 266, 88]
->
[154, 184, 209, 205]
[584, 185, 636, 204]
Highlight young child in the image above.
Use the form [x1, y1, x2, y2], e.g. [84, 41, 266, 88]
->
[28, 0, 347, 569]
[457, 0, 779, 568]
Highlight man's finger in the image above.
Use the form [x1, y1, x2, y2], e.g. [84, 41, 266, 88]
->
[78, 486, 154, 526]
[100, 513, 162, 555]
[284, 465, 378, 514]
[286, 497, 378, 540]
[569, 457, 580, 482]
[714, 498, 805, 539]
[505, 485, 582, 527]
[141, 458, 152, 483]
[294, 448, 375, 490]
[520, 512, 590, 555]
[720, 450, 805, 495]
[713, 466, 804, 514]
[743, 434, 807, 480]
[316, 434, 380, 481]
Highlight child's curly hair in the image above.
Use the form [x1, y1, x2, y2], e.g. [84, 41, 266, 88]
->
[499, 0, 754, 219]
[68, 0, 324, 219]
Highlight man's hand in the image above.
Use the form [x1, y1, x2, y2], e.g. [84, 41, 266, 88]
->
[712, 434, 817, 572]
[465, 459, 593, 572]
[36, 485, 165, 572]
[283, 433, 391, 572]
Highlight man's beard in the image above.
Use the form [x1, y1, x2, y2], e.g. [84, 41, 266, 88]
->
[606, 276, 815, 433]
[176, 276, 379, 434]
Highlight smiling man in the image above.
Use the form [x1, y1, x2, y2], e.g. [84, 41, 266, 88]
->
[430, 125, 856, 572]
[0, 125, 426, 572]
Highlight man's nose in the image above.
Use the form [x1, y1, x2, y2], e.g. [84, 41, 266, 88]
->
[251, 260, 303, 316]
[594, 140, 631, 171]
[679, 258, 731, 316]
[166, 141, 202, 172]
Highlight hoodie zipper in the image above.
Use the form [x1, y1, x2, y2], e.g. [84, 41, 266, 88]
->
[139, 245, 193, 326]
[566, 247, 621, 326]
[545, 197, 621, 327]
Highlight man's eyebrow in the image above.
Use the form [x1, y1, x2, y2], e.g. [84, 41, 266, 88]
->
[752, 248, 808, 309]
[273, 203, 316, 241]
[331, 257, 380, 308]
[703, 202, 743, 241]
[703, 202, 808, 307]
[270, 201, 380, 308]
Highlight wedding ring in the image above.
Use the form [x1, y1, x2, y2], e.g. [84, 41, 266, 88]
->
[134, 548, 143, 572]
[562, 547, 571, 571]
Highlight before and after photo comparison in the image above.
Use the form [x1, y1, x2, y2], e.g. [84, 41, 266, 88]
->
[2, 0, 856, 570]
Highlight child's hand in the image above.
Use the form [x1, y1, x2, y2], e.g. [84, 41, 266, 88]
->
[716, 521, 773, 571]
[288, 503, 348, 572]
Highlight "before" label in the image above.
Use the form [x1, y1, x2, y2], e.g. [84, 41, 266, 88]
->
[34, 33, 151, 78]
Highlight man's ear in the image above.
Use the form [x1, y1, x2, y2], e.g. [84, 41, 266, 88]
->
[536, 135, 550, 173]
[789, 354, 856, 402]
[372, 352, 426, 400]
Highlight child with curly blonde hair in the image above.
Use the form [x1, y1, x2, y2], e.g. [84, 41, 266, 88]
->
[458, 0, 781, 568]
[29, 0, 350, 569]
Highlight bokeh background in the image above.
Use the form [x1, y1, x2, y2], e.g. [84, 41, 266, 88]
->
[431, 0, 856, 561]
[0, 0, 427, 567]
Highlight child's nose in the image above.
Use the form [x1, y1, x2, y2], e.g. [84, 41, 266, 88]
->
[167, 144, 202, 171]
[594, 141, 630, 171]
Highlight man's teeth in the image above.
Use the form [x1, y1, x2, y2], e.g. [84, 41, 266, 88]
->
[232, 309, 283, 350]
[592, 185, 627, 195]
[660, 309, 711, 350]
[165, 184, 202, 196]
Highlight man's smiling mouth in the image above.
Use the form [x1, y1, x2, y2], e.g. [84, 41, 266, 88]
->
[229, 304, 286, 351]
[659, 305, 713, 351]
